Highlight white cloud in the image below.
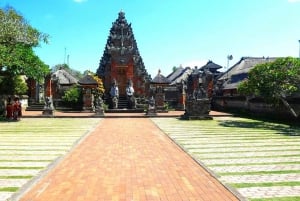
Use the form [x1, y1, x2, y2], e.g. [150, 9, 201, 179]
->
[73, 0, 87, 3]
[288, 0, 300, 3]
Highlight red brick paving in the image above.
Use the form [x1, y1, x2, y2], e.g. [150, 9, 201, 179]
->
[19, 118, 239, 201]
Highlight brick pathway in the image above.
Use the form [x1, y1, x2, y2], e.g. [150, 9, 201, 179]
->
[17, 118, 239, 201]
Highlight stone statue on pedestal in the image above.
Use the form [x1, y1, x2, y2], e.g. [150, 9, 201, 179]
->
[110, 79, 119, 109]
[182, 69, 213, 120]
[94, 95, 104, 116]
[42, 96, 54, 116]
[126, 79, 136, 109]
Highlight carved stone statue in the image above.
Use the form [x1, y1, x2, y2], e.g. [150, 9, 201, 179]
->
[110, 79, 119, 109]
[94, 95, 104, 116]
[43, 96, 54, 116]
[126, 79, 136, 109]
[182, 68, 213, 120]
[146, 96, 156, 116]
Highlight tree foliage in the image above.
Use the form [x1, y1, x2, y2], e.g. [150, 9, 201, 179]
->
[62, 86, 81, 103]
[238, 57, 300, 117]
[0, 6, 50, 83]
[0, 6, 48, 46]
[0, 75, 28, 95]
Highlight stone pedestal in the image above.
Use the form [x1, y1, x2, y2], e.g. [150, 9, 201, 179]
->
[42, 97, 54, 116]
[42, 108, 54, 116]
[146, 106, 157, 116]
[94, 107, 105, 117]
[181, 98, 212, 120]
[146, 96, 157, 116]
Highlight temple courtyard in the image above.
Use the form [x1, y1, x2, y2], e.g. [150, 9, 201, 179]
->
[0, 112, 299, 201]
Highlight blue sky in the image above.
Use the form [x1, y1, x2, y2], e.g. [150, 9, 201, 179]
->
[1, 0, 300, 78]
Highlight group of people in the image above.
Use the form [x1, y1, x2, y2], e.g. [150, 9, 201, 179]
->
[6, 97, 22, 121]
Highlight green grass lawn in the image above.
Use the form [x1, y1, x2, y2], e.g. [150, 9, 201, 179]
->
[152, 117, 300, 200]
[0, 118, 101, 199]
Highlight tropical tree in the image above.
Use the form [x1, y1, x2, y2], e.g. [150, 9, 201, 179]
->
[238, 57, 300, 117]
[0, 6, 50, 94]
[0, 75, 28, 95]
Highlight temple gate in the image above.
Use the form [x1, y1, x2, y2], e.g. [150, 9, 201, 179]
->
[97, 11, 151, 99]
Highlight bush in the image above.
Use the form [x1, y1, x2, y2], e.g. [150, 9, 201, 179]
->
[62, 86, 82, 108]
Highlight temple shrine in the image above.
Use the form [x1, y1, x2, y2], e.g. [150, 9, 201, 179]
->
[96, 11, 151, 100]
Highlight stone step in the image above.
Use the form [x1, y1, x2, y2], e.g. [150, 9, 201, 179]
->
[25, 103, 44, 111]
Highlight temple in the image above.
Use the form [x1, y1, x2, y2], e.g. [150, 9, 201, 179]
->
[97, 11, 151, 99]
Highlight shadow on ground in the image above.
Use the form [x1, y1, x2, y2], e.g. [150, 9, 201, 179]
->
[218, 120, 300, 136]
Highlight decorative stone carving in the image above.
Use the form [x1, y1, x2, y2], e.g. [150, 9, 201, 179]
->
[42, 96, 54, 116]
[110, 79, 119, 109]
[126, 79, 136, 109]
[181, 68, 213, 120]
[146, 96, 157, 116]
[94, 95, 104, 116]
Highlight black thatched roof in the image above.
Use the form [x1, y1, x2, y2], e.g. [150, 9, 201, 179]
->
[200, 60, 223, 72]
[167, 66, 192, 85]
[220, 57, 278, 90]
[151, 70, 170, 84]
[78, 74, 97, 85]
[52, 69, 78, 85]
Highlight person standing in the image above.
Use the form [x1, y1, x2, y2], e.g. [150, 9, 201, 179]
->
[12, 97, 22, 120]
[6, 97, 13, 120]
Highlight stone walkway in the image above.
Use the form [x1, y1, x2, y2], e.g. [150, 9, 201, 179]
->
[15, 118, 239, 201]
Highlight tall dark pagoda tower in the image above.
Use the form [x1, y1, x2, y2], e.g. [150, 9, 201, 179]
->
[97, 11, 151, 97]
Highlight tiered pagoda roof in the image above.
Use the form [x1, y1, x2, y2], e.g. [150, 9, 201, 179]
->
[96, 11, 151, 82]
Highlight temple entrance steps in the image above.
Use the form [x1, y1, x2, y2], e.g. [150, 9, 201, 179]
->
[118, 96, 128, 109]
[25, 103, 44, 111]
[105, 96, 144, 113]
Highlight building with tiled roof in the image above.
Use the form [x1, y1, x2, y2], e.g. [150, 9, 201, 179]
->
[219, 57, 277, 95]
[167, 66, 192, 86]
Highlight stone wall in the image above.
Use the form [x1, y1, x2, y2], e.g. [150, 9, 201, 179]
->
[212, 96, 300, 120]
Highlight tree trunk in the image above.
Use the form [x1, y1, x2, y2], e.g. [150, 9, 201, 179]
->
[280, 96, 298, 118]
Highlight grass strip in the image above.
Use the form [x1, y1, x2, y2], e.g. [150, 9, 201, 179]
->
[250, 197, 300, 201]
[197, 154, 300, 160]
[230, 181, 300, 188]
[0, 149, 67, 151]
[0, 175, 33, 179]
[219, 170, 300, 176]
[190, 148, 300, 154]
[0, 187, 19, 192]
[0, 160, 52, 162]
[181, 144, 300, 149]
[0, 166, 44, 169]
[209, 161, 300, 167]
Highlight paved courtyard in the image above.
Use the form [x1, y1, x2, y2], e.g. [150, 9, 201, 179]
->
[152, 117, 300, 200]
[0, 113, 299, 200]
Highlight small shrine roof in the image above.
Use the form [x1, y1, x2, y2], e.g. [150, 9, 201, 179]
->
[200, 61, 223, 71]
[151, 69, 170, 84]
[78, 74, 98, 85]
